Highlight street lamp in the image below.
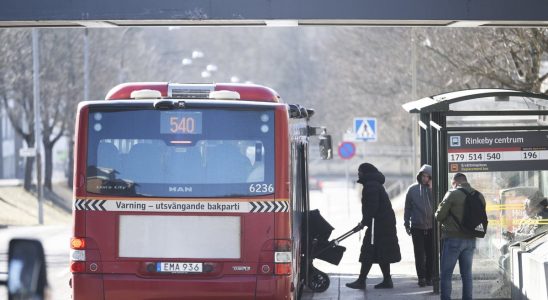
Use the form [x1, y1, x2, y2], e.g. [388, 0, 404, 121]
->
[201, 71, 211, 78]
[180, 50, 224, 81]
[192, 50, 204, 59]
[206, 64, 218, 72]
[181, 58, 192, 66]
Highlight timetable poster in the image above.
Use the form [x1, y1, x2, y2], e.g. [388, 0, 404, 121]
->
[447, 131, 548, 172]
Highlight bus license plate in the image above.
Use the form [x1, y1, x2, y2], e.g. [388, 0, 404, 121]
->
[156, 262, 203, 273]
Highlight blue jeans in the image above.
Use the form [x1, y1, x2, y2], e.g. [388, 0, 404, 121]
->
[440, 238, 476, 300]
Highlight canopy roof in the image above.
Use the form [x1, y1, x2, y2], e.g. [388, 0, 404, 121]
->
[403, 89, 548, 114]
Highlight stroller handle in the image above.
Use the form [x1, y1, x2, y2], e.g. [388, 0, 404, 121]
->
[352, 224, 364, 232]
[333, 225, 364, 243]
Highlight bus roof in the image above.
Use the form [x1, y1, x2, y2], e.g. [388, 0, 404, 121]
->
[105, 82, 281, 103]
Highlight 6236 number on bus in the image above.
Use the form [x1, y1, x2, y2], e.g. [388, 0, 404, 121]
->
[249, 184, 274, 193]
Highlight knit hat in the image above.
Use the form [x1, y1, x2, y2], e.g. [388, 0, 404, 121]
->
[358, 163, 378, 174]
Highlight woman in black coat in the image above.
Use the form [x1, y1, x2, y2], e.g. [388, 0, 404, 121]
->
[346, 163, 401, 290]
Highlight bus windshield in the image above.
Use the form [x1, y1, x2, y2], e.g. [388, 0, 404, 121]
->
[86, 108, 275, 197]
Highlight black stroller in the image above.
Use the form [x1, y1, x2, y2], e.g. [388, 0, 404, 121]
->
[305, 209, 362, 293]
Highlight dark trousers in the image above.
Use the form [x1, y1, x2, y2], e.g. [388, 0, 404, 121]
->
[411, 228, 434, 280]
[358, 262, 390, 280]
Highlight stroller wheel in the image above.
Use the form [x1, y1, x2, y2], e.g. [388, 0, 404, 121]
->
[307, 268, 330, 293]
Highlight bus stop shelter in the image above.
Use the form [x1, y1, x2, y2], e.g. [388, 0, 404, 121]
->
[403, 89, 548, 298]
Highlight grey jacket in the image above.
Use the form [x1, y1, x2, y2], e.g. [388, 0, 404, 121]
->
[404, 165, 434, 230]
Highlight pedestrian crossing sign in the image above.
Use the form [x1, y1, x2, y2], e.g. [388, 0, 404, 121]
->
[354, 117, 377, 142]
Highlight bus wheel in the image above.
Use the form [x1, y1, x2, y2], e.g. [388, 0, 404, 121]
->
[307, 268, 330, 293]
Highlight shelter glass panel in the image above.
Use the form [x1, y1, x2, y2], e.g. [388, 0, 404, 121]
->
[446, 130, 548, 298]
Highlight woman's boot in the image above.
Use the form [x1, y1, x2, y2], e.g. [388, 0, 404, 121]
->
[345, 278, 366, 290]
[374, 276, 393, 289]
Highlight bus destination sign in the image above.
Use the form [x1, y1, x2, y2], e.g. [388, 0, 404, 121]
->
[447, 131, 548, 172]
[160, 111, 202, 134]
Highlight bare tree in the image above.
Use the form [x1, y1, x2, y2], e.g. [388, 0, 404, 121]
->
[39, 29, 84, 190]
[0, 28, 85, 191]
[62, 28, 154, 188]
[417, 28, 548, 94]
[296, 27, 415, 146]
[0, 29, 36, 190]
[4, 26, 547, 188]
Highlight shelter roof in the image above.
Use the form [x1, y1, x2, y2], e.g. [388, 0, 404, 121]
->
[403, 89, 548, 113]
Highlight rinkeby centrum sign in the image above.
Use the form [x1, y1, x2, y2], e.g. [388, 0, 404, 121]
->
[447, 131, 548, 172]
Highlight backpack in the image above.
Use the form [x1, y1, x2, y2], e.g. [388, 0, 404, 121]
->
[450, 188, 488, 238]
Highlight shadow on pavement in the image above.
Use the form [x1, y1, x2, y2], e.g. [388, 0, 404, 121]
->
[302, 274, 439, 300]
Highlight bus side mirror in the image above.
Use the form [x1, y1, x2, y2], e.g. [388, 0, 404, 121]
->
[319, 134, 333, 160]
[7, 239, 47, 300]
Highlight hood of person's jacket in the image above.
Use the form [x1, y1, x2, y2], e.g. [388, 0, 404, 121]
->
[416, 164, 432, 183]
[358, 171, 385, 184]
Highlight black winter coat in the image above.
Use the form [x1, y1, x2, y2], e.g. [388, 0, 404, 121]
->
[358, 171, 401, 264]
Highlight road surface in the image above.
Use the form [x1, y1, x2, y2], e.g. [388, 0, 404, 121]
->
[0, 224, 71, 300]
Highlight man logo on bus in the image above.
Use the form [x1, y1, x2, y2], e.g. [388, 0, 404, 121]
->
[169, 186, 193, 192]
[450, 136, 461, 147]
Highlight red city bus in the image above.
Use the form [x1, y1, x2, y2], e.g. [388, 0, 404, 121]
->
[70, 82, 332, 300]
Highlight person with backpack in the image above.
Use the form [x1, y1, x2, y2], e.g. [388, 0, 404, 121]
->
[435, 172, 487, 300]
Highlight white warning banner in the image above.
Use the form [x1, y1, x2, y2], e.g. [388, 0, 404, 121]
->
[74, 199, 288, 213]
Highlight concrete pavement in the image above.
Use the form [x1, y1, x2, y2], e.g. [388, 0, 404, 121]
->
[302, 182, 442, 299]
[303, 179, 514, 299]
[302, 274, 439, 300]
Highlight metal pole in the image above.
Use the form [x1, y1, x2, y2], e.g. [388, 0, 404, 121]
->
[411, 28, 419, 173]
[84, 28, 89, 101]
[431, 112, 446, 294]
[32, 29, 43, 225]
[420, 113, 431, 165]
[411, 28, 417, 100]
[345, 159, 349, 217]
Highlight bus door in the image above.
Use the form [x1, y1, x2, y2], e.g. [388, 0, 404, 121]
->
[289, 137, 309, 291]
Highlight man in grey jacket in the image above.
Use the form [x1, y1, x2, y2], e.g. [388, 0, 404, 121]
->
[404, 164, 434, 287]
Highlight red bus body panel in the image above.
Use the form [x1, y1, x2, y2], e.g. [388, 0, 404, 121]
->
[73, 105, 88, 237]
[73, 83, 298, 300]
[105, 82, 279, 103]
[72, 273, 291, 300]
[105, 82, 169, 100]
[215, 83, 280, 102]
[274, 107, 291, 239]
